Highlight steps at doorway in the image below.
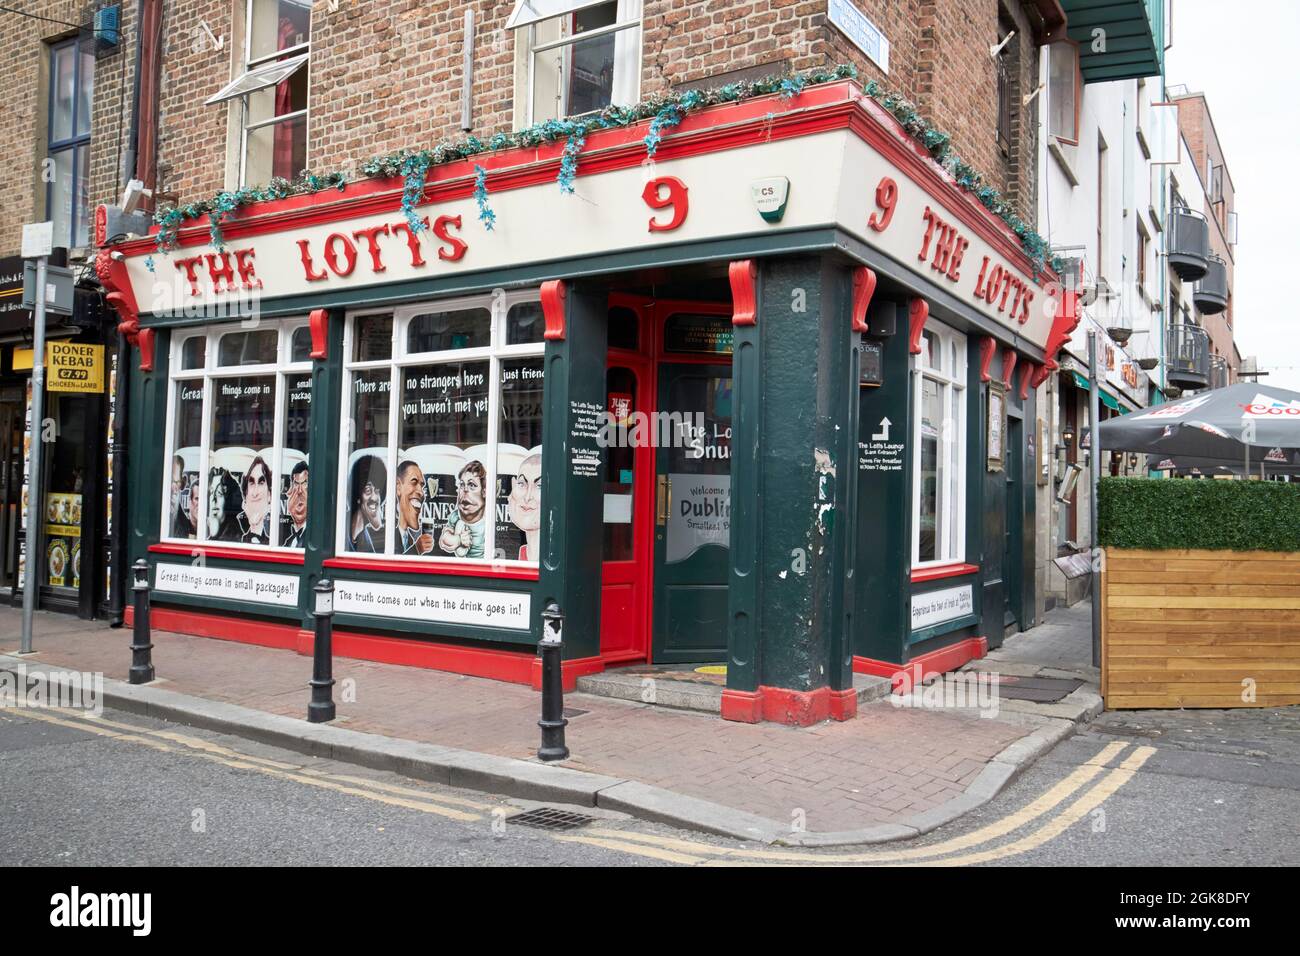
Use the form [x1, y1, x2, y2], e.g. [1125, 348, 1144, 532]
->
[576, 669, 893, 715]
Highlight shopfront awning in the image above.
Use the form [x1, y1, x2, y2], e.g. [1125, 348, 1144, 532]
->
[1070, 371, 1123, 413]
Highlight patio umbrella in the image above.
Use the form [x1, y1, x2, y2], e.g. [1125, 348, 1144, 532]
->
[1098, 383, 1300, 469]
[1151, 451, 1300, 479]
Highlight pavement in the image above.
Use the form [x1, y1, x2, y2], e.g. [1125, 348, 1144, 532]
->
[0, 603, 1103, 846]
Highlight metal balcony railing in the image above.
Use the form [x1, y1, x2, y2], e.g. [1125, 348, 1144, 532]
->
[1210, 355, 1230, 390]
[1194, 255, 1229, 315]
[1167, 207, 1210, 281]
[1166, 323, 1210, 391]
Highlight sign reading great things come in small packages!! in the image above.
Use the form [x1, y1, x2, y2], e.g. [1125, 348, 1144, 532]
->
[47, 342, 105, 393]
[154, 564, 301, 607]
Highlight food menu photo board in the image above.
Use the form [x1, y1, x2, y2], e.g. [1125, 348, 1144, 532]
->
[44, 492, 82, 589]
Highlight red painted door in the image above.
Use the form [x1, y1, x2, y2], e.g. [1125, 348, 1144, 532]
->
[598, 295, 735, 664]
[600, 298, 654, 662]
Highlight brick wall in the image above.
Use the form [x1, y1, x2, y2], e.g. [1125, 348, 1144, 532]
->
[0, 1, 138, 256]
[0, 1, 1043, 253]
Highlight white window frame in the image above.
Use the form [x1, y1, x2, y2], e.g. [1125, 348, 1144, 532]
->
[911, 323, 967, 569]
[336, 288, 546, 567]
[208, 0, 312, 187]
[511, 0, 643, 128]
[161, 318, 313, 552]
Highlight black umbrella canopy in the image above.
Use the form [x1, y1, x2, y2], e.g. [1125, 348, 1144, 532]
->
[1098, 383, 1300, 462]
[1152, 451, 1300, 477]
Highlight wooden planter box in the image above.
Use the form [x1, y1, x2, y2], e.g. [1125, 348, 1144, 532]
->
[1102, 548, 1300, 709]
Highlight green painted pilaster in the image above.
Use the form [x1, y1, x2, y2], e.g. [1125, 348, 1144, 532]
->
[302, 310, 345, 625]
[727, 273, 763, 694]
[727, 256, 858, 695]
[538, 283, 607, 661]
[129, 333, 170, 570]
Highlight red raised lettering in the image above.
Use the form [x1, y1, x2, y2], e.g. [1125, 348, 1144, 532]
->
[234, 248, 261, 289]
[174, 256, 204, 296]
[433, 214, 467, 262]
[390, 218, 431, 267]
[644, 177, 688, 232]
[918, 206, 938, 262]
[205, 252, 237, 293]
[868, 176, 897, 232]
[323, 233, 357, 277]
[351, 224, 391, 273]
[296, 240, 327, 282]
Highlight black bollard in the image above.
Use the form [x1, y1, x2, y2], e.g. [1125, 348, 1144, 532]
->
[128, 559, 155, 685]
[537, 602, 569, 762]
[307, 578, 336, 723]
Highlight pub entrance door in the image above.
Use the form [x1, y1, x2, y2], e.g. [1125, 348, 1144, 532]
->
[599, 296, 734, 665]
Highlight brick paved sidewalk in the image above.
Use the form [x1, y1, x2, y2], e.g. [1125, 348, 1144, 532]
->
[2, 608, 1032, 834]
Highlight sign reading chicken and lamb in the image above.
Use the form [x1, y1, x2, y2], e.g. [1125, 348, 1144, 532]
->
[123, 93, 1055, 354]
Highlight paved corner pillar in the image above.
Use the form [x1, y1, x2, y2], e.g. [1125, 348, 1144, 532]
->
[722, 256, 861, 726]
[537, 280, 608, 682]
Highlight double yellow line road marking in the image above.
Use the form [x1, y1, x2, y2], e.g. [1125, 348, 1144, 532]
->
[553, 740, 1154, 866]
[10, 708, 492, 823]
[7, 708, 1153, 865]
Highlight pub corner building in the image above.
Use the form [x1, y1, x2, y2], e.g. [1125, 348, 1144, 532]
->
[97, 80, 1079, 726]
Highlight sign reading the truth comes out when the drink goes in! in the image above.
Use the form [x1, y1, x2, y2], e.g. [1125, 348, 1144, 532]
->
[119, 91, 1055, 352]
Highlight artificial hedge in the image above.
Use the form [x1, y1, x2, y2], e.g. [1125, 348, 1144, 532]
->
[1098, 477, 1300, 552]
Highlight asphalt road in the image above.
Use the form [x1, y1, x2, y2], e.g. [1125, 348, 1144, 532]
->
[3, 703, 1298, 868]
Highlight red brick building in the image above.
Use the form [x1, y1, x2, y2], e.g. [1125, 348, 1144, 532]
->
[8, 1, 1097, 724]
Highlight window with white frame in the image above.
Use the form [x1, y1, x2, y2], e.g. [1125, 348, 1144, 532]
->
[47, 36, 95, 249]
[509, 0, 643, 127]
[164, 320, 314, 549]
[912, 325, 967, 567]
[339, 291, 546, 565]
[206, 0, 311, 186]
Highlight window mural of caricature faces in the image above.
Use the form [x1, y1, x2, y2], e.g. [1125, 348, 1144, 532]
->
[207, 373, 276, 544]
[498, 357, 544, 563]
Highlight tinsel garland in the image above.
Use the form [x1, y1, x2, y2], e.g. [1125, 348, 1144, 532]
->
[473, 165, 495, 231]
[558, 132, 584, 194]
[150, 62, 1060, 274]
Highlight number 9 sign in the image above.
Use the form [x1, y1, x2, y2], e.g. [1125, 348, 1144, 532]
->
[868, 176, 897, 233]
[643, 177, 689, 232]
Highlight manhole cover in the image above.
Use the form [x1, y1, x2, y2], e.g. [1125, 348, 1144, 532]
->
[994, 675, 1083, 703]
[509, 807, 596, 832]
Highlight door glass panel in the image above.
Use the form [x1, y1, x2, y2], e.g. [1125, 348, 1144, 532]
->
[663, 370, 731, 564]
[607, 306, 639, 350]
[603, 366, 636, 561]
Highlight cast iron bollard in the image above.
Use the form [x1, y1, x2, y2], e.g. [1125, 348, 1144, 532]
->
[537, 602, 569, 762]
[129, 559, 155, 685]
[307, 578, 336, 723]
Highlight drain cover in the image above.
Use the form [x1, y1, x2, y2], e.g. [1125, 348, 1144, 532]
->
[509, 807, 596, 832]
[994, 675, 1083, 703]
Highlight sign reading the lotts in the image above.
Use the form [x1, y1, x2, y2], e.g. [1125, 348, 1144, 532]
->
[333, 579, 531, 630]
[121, 99, 1054, 351]
[154, 564, 300, 607]
[911, 583, 974, 631]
